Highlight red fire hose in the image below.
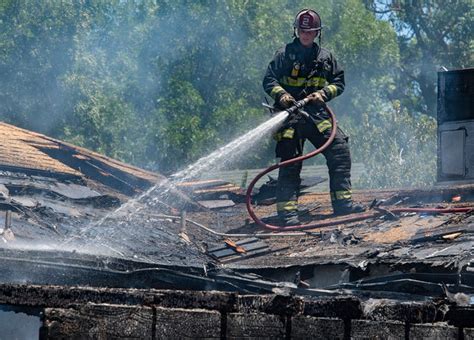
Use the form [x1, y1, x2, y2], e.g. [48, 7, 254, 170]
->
[245, 104, 473, 231]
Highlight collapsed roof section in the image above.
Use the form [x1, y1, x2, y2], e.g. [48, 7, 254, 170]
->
[0, 120, 472, 303]
[0, 121, 208, 267]
[0, 121, 198, 206]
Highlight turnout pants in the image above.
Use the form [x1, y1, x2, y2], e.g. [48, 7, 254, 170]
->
[274, 107, 352, 218]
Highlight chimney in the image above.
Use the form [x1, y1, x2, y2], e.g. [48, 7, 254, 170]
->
[437, 68, 474, 184]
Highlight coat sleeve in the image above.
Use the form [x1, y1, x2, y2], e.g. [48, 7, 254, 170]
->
[262, 50, 288, 101]
[321, 52, 344, 101]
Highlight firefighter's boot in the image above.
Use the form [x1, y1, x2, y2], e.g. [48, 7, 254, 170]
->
[332, 199, 365, 216]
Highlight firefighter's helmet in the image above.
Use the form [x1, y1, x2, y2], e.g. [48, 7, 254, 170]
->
[293, 9, 322, 32]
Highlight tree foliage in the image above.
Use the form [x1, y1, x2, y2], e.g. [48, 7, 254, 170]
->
[345, 100, 437, 188]
[0, 0, 467, 187]
[364, 0, 473, 116]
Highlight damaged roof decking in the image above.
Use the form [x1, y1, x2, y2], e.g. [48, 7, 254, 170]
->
[0, 121, 472, 297]
[0, 122, 209, 268]
[1, 156, 472, 276]
[184, 185, 474, 272]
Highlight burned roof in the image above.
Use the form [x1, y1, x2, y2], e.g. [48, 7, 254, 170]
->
[0, 122, 80, 177]
[0, 121, 162, 194]
[174, 172, 474, 298]
[0, 121, 208, 271]
[0, 121, 472, 303]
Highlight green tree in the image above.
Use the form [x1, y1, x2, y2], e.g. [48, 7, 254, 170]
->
[0, 0, 440, 188]
[363, 0, 473, 116]
[0, 0, 81, 134]
[345, 99, 437, 188]
[61, 1, 156, 164]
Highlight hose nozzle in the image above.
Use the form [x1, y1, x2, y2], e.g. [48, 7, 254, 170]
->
[285, 97, 311, 118]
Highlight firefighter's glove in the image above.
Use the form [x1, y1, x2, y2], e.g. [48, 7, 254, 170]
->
[279, 93, 296, 109]
[307, 90, 327, 104]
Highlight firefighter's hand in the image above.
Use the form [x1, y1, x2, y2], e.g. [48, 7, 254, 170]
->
[307, 90, 327, 104]
[279, 93, 296, 109]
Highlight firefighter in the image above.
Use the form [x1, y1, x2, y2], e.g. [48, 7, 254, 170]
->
[263, 9, 365, 226]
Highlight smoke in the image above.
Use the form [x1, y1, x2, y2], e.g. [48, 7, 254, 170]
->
[321, 1, 439, 189]
[62, 1, 263, 172]
[0, 1, 443, 189]
[0, 2, 79, 135]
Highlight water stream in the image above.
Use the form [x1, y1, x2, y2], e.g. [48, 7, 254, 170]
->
[62, 111, 288, 260]
[172, 111, 288, 181]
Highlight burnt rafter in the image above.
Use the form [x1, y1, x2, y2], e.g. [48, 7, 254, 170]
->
[0, 164, 82, 182]
[38, 145, 151, 196]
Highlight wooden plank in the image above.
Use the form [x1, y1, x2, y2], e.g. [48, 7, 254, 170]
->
[42, 304, 154, 339]
[209, 239, 270, 260]
[176, 179, 229, 190]
[239, 241, 268, 252]
[220, 245, 290, 263]
[207, 238, 260, 253]
[211, 247, 238, 258]
[210, 243, 269, 259]
[198, 200, 235, 209]
[227, 313, 286, 338]
[411, 223, 474, 243]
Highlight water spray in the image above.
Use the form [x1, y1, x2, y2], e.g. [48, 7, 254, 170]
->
[171, 110, 289, 182]
[60, 101, 292, 254]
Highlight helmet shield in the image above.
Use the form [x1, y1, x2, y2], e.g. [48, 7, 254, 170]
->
[294, 9, 322, 32]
